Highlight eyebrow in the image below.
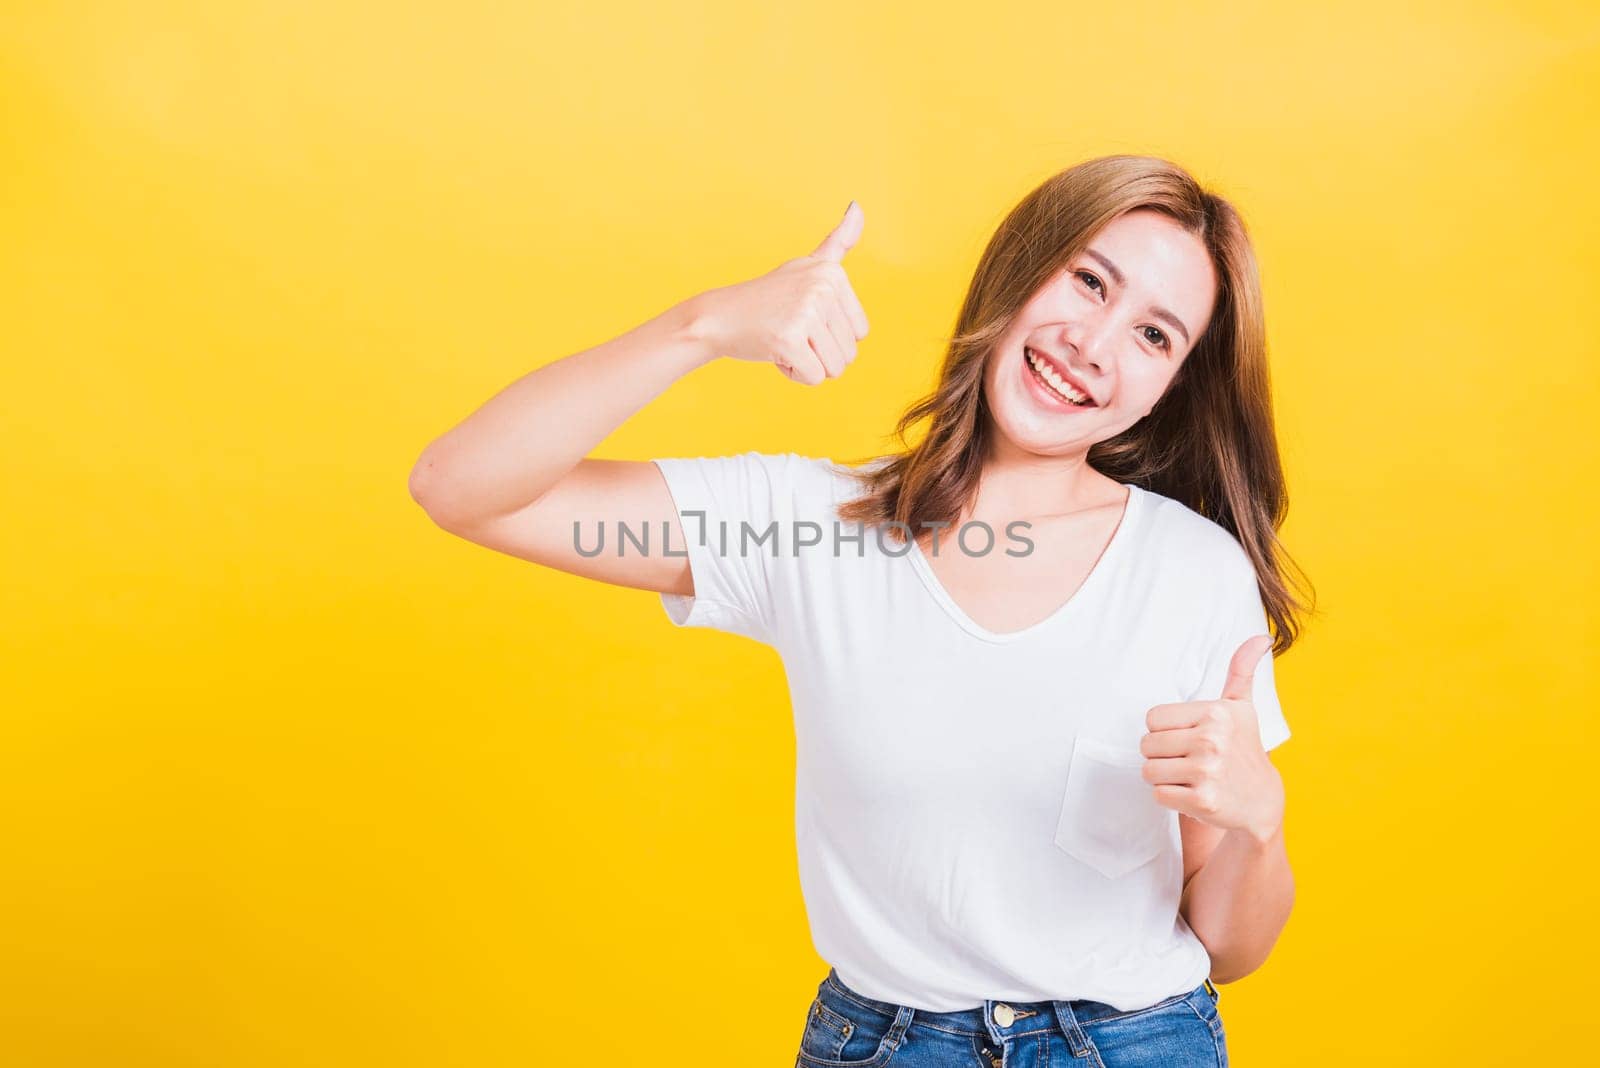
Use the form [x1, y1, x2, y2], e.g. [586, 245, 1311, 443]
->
[1083, 248, 1192, 346]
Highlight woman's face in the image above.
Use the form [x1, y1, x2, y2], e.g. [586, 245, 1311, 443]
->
[981, 208, 1219, 457]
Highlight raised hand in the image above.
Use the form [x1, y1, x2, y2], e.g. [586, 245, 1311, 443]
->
[686, 201, 870, 385]
[1138, 634, 1285, 841]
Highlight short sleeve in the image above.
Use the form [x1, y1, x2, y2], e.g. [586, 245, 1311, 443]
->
[648, 451, 825, 647]
[1184, 545, 1292, 752]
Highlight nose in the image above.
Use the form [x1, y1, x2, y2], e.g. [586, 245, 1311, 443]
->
[1061, 319, 1111, 377]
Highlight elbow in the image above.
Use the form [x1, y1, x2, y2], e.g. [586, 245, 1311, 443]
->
[1208, 915, 1293, 986]
[408, 452, 469, 530]
[408, 455, 438, 509]
[408, 452, 441, 512]
[1208, 956, 1263, 985]
[1208, 945, 1270, 985]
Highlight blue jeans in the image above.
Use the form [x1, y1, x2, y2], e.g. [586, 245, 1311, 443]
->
[795, 967, 1227, 1068]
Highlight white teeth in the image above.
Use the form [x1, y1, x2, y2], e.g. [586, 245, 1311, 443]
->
[1026, 348, 1092, 405]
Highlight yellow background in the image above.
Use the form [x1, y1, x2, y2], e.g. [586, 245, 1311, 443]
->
[4, 2, 1597, 1064]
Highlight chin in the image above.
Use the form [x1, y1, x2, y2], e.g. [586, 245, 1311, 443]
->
[987, 384, 1084, 448]
[988, 410, 1083, 456]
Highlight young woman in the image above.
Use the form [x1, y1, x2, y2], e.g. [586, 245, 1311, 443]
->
[409, 154, 1313, 1068]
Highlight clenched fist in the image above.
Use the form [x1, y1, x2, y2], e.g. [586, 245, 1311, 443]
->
[1139, 634, 1286, 842]
[686, 201, 871, 385]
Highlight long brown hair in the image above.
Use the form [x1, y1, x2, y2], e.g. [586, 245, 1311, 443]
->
[835, 154, 1317, 655]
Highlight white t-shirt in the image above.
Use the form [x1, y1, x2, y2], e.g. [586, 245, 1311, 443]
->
[648, 450, 1291, 1012]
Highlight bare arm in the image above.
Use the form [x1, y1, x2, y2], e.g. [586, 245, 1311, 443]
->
[1179, 811, 1294, 984]
[1157, 634, 1293, 985]
[406, 201, 869, 599]
[407, 298, 717, 597]
[409, 299, 715, 528]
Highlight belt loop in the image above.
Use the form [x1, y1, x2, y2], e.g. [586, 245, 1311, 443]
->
[886, 1005, 915, 1051]
[1050, 998, 1093, 1058]
[1203, 976, 1219, 1000]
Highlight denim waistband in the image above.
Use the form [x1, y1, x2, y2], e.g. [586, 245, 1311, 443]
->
[820, 966, 1217, 1040]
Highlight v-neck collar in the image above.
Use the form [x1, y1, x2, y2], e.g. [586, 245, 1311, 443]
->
[904, 483, 1144, 645]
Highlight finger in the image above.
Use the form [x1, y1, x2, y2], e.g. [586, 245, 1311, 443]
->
[1144, 699, 1203, 735]
[810, 200, 863, 264]
[810, 321, 847, 379]
[1150, 782, 1206, 818]
[1140, 723, 1200, 759]
[780, 337, 827, 385]
[825, 262, 870, 340]
[1143, 753, 1201, 786]
[1220, 633, 1273, 702]
[819, 300, 856, 371]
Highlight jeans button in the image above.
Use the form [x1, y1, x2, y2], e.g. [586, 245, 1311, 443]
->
[993, 1004, 1015, 1026]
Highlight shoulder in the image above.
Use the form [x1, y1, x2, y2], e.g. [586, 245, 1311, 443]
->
[746, 452, 863, 510]
[1134, 485, 1256, 587]
[660, 451, 850, 517]
[1135, 487, 1272, 652]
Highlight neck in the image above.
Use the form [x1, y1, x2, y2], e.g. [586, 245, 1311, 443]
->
[969, 434, 1121, 525]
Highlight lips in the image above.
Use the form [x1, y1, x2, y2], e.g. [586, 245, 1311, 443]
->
[1024, 346, 1099, 406]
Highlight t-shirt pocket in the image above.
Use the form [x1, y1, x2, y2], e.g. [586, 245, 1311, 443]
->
[1052, 737, 1172, 879]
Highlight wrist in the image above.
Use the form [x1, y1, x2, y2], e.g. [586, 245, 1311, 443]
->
[672, 290, 726, 367]
[1236, 809, 1284, 848]
[1240, 763, 1286, 846]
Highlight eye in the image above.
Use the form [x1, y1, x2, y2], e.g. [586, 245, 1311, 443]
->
[1141, 325, 1172, 351]
[1078, 269, 1173, 352]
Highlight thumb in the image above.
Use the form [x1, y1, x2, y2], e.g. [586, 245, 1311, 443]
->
[1219, 633, 1273, 702]
[810, 200, 863, 263]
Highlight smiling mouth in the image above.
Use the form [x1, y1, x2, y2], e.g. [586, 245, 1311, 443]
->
[1024, 347, 1097, 407]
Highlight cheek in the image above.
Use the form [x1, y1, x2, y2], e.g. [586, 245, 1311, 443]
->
[1124, 363, 1176, 405]
[984, 347, 1014, 392]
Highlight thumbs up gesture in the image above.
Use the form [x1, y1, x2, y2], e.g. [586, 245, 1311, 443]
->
[1139, 634, 1285, 841]
[685, 201, 871, 385]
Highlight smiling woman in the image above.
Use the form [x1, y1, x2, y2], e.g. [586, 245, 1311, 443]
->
[837, 162, 1307, 661]
[411, 153, 1311, 1068]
